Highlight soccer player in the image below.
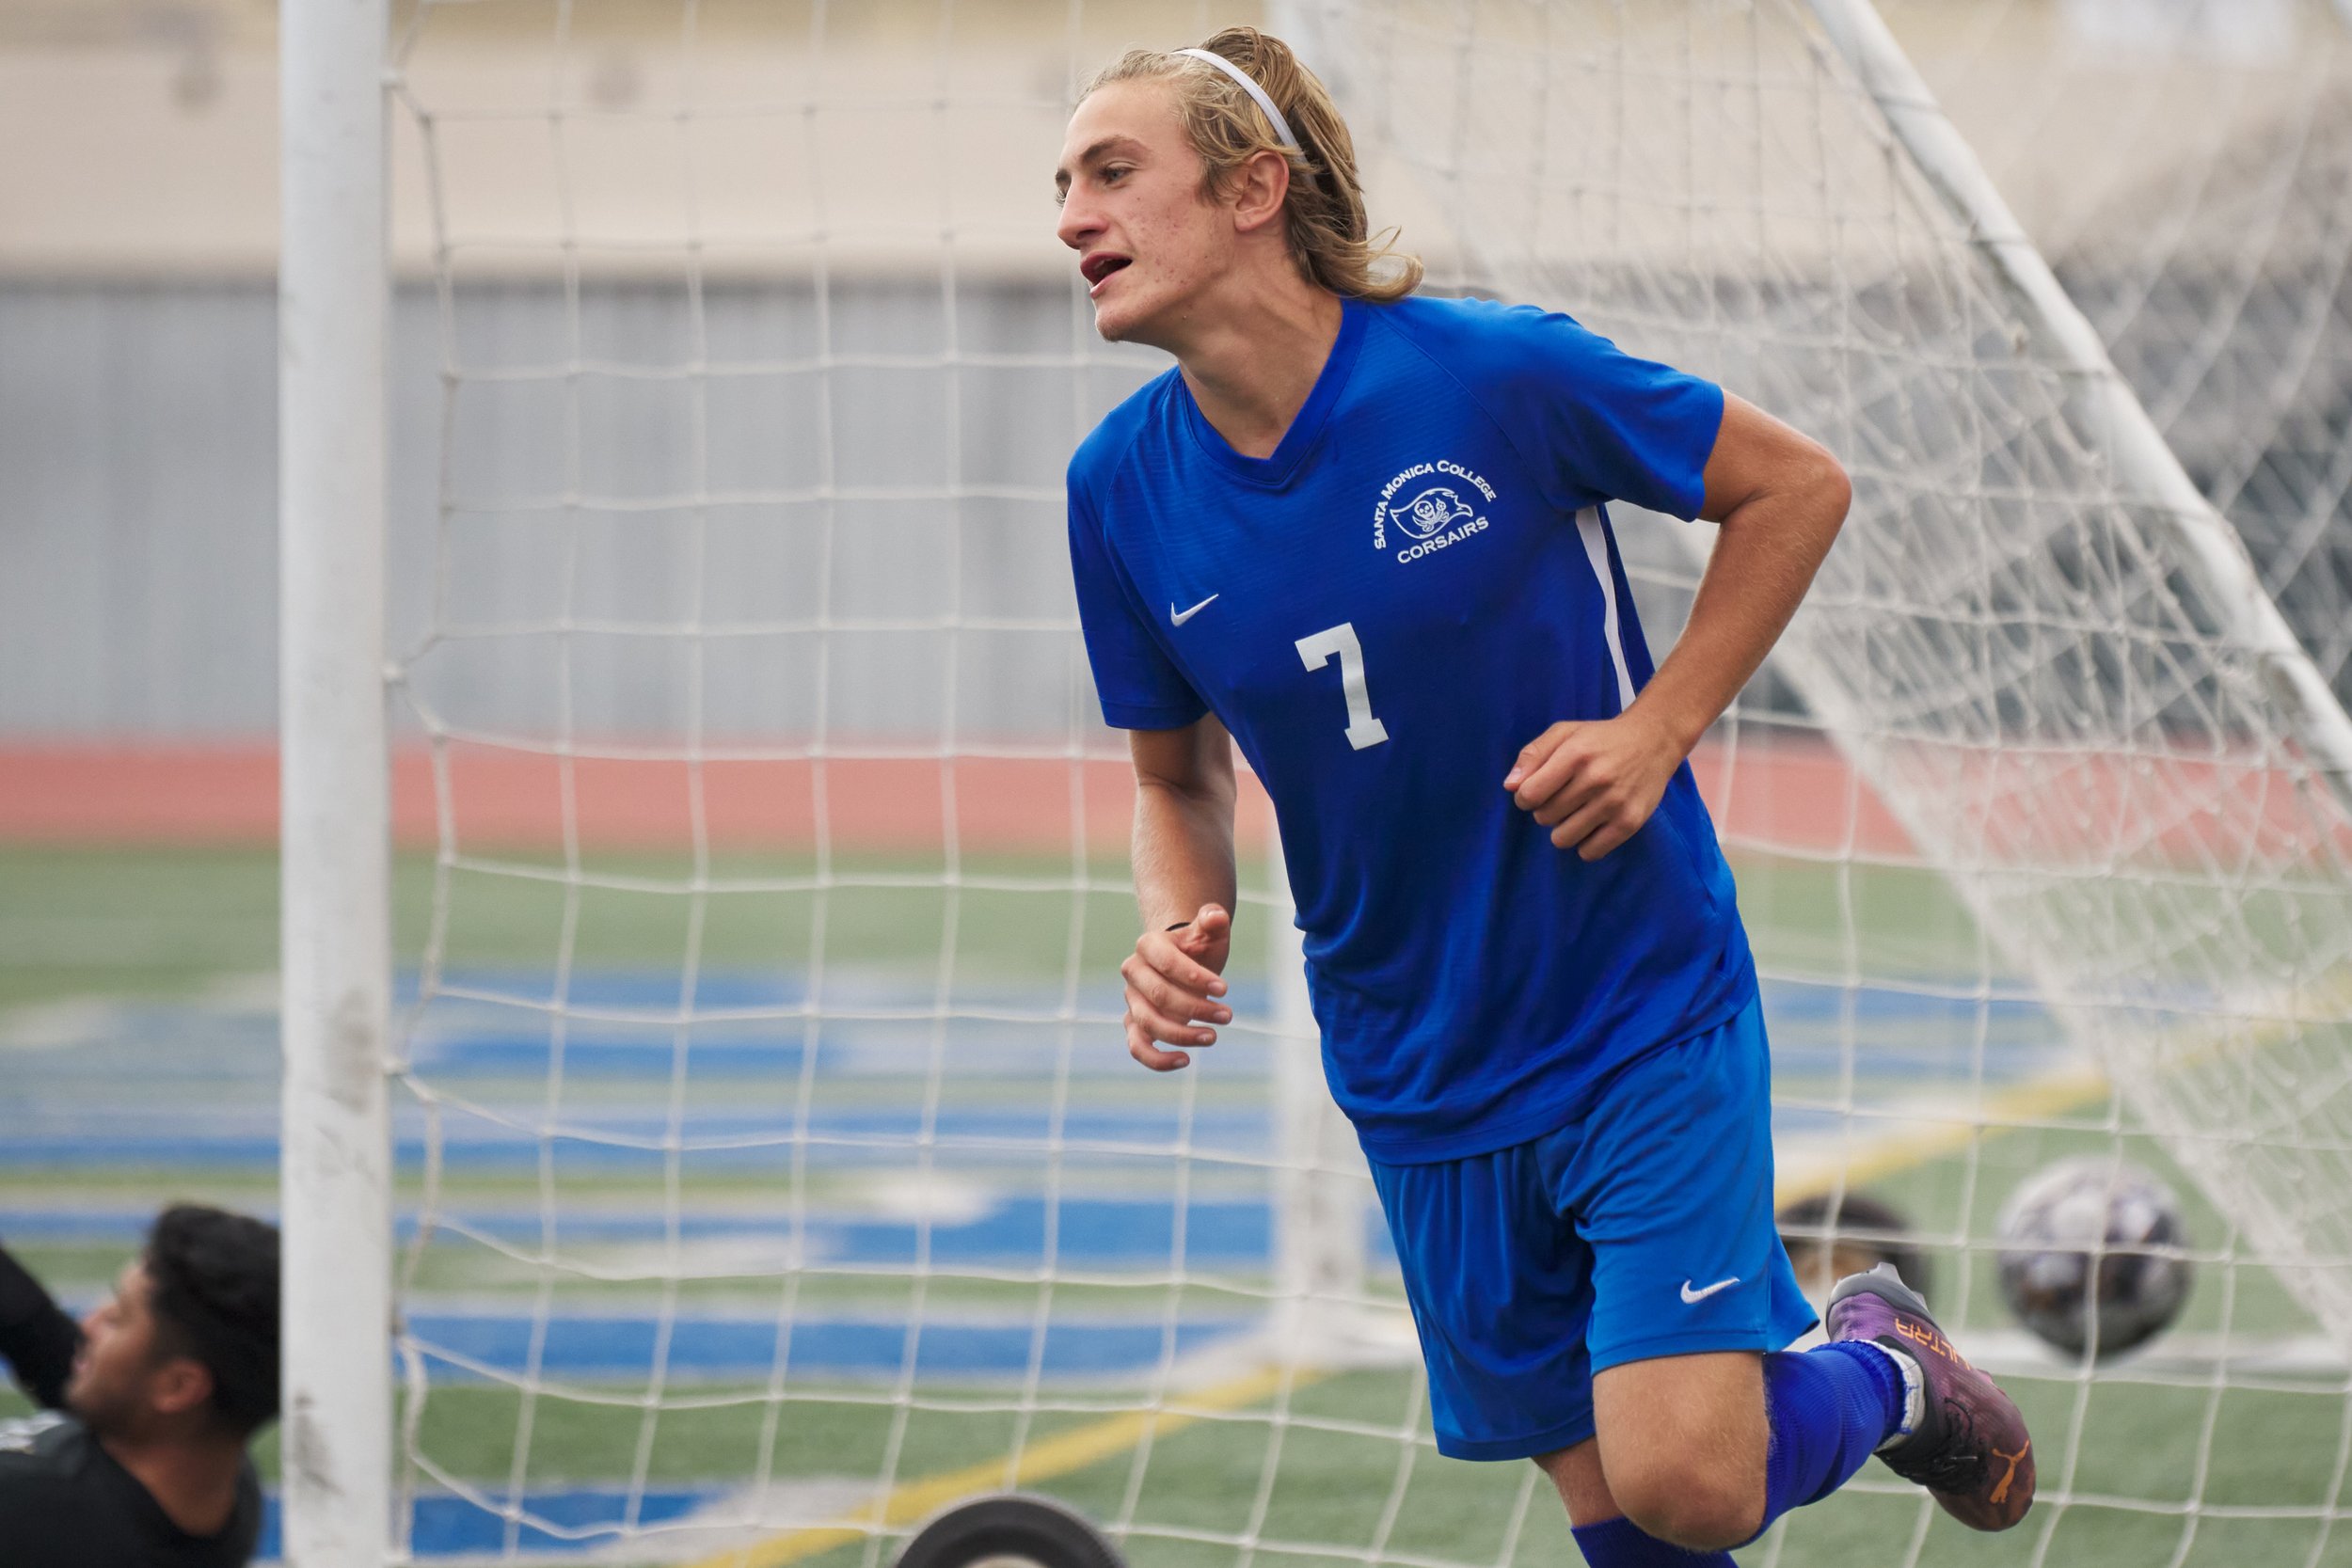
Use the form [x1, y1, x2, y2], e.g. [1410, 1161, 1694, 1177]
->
[1057, 28, 2035, 1564]
[0, 1205, 278, 1567]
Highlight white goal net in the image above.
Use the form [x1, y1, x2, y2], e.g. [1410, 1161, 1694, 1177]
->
[1888, 0, 2352, 710]
[287, 0, 2352, 1564]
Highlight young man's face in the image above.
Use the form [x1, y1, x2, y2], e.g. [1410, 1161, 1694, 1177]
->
[67, 1260, 188, 1438]
[1055, 79, 1236, 345]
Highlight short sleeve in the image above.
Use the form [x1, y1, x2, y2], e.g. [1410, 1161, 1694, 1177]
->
[1490, 309, 1725, 521]
[1067, 480, 1210, 731]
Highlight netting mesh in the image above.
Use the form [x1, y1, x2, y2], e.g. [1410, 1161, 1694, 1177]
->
[1885, 0, 2352, 705]
[375, 0, 2352, 1564]
[1316, 0, 2352, 1559]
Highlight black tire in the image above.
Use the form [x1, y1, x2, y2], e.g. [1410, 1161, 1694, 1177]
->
[896, 1495, 1126, 1568]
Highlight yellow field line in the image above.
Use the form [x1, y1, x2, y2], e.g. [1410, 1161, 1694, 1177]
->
[686, 1365, 1303, 1568]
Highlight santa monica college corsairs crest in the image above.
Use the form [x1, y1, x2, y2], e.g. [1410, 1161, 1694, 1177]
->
[1374, 459, 1496, 564]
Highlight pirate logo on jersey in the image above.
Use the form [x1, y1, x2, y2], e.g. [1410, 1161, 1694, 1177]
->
[1374, 460, 1497, 564]
[1395, 486, 1475, 540]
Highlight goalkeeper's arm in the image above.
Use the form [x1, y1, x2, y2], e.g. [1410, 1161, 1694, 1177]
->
[0, 1239, 81, 1411]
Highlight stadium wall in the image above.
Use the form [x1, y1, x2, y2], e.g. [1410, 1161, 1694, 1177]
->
[0, 277, 1121, 738]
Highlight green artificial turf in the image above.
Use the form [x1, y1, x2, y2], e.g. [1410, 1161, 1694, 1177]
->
[6, 842, 2349, 1567]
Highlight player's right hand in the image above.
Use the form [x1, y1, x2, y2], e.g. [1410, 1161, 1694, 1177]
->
[1121, 904, 1232, 1072]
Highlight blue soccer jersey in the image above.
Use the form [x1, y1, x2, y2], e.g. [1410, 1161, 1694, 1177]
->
[1067, 294, 1758, 1162]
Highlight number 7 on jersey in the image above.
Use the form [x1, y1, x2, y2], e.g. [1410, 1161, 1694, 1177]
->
[1295, 622, 1390, 751]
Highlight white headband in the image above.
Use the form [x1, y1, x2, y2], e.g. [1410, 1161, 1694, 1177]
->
[1174, 47, 1298, 150]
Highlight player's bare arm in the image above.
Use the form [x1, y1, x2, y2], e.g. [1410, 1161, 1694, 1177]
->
[1121, 716, 1238, 1072]
[1504, 392, 1850, 859]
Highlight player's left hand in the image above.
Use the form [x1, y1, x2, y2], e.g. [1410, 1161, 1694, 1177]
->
[1503, 709, 1683, 861]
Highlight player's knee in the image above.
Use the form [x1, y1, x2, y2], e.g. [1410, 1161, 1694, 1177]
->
[1607, 1455, 1763, 1552]
[1593, 1352, 1770, 1547]
[1532, 1440, 1613, 1525]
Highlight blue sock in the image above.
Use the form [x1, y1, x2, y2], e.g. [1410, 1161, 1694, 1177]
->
[1571, 1516, 1733, 1566]
[1748, 1340, 1906, 1542]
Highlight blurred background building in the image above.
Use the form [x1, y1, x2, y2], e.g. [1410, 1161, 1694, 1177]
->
[1, 0, 2345, 745]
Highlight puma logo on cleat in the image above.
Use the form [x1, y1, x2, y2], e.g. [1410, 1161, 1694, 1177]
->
[1679, 1276, 1740, 1304]
[1988, 1442, 2030, 1505]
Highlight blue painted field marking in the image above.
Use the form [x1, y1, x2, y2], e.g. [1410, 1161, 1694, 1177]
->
[406, 1308, 1253, 1380]
[0, 1104, 1278, 1169]
[27, 1286, 1260, 1382]
[1, 964, 2074, 1177]
[0, 1195, 1286, 1266]
[252, 1487, 720, 1560]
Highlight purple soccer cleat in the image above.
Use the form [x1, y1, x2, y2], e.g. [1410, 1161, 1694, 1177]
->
[1827, 1262, 2036, 1531]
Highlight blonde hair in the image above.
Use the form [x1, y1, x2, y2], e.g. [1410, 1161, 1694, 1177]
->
[1084, 26, 1422, 304]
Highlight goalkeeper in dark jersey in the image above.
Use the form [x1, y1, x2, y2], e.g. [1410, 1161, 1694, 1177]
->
[0, 1204, 278, 1568]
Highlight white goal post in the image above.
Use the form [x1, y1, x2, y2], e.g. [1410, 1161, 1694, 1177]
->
[278, 0, 393, 1560]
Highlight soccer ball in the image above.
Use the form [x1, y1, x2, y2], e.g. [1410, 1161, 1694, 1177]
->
[1995, 1156, 2192, 1359]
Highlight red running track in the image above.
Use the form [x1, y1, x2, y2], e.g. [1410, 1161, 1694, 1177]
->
[0, 735, 1912, 859]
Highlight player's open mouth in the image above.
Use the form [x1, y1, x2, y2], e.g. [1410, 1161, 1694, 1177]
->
[1082, 253, 1131, 295]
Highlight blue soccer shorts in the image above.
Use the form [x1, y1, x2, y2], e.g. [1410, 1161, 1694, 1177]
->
[1365, 993, 1818, 1461]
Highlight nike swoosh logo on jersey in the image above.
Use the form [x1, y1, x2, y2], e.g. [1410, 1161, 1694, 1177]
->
[1170, 594, 1219, 626]
[1680, 1276, 1740, 1304]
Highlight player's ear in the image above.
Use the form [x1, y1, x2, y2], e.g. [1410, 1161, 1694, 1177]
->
[150, 1354, 215, 1419]
[1231, 148, 1291, 234]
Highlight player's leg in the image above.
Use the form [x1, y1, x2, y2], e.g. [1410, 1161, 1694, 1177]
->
[1586, 1352, 1764, 1547]
[1584, 1343, 1900, 1551]
[1363, 1131, 1756, 1568]
[1566, 997, 1894, 1553]
[1546, 1008, 1851, 1555]
[1575, 1267, 2033, 1552]
[1363, 996, 2029, 1568]
[1605, 1278, 2037, 1543]
[1531, 1438, 1614, 1526]
[1535, 1430, 1742, 1567]
[1532, 1344, 1893, 1554]
[1559, 995, 2032, 1555]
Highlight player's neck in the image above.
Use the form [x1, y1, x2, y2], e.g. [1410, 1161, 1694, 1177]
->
[100, 1425, 246, 1538]
[1172, 278, 1345, 461]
